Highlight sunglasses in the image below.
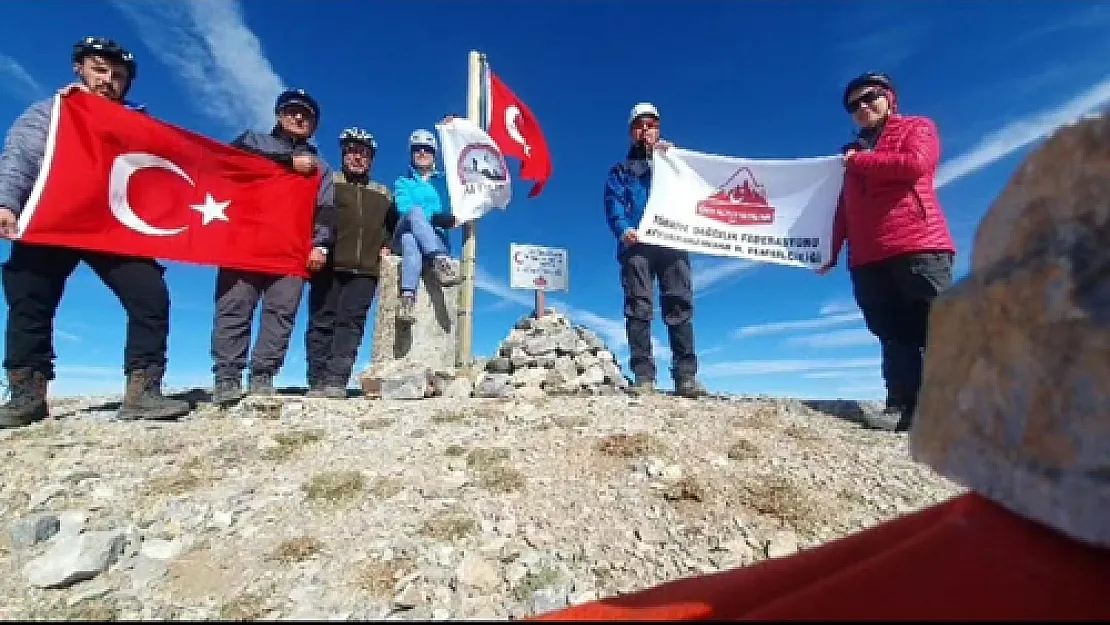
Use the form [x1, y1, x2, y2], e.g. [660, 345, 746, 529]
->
[632, 119, 659, 131]
[411, 146, 435, 155]
[846, 89, 884, 113]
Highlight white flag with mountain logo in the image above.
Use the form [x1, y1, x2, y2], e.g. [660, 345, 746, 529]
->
[436, 118, 512, 224]
[637, 147, 845, 269]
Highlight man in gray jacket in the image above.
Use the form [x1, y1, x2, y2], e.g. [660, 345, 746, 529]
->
[0, 37, 191, 427]
[210, 88, 336, 405]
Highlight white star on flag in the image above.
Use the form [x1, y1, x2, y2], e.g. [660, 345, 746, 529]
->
[190, 193, 231, 226]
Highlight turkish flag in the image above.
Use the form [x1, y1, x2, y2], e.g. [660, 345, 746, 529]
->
[486, 69, 552, 198]
[15, 91, 320, 278]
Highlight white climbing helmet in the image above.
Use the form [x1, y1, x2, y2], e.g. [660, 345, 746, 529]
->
[628, 102, 660, 126]
[339, 127, 377, 152]
[408, 129, 437, 153]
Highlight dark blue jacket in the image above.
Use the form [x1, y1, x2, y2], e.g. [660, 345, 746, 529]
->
[603, 146, 653, 256]
[230, 127, 337, 248]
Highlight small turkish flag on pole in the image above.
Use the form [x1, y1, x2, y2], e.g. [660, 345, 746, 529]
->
[485, 68, 552, 198]
[16, 91, 320, 278]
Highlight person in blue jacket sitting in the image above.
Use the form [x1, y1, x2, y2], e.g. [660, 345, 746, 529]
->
[391, 128, 462, 323]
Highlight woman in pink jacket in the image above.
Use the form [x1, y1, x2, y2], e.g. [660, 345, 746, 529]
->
[818, 72, 956, 432]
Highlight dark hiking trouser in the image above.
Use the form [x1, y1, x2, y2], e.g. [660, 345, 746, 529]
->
[305, 267, 379, 385]
[849, 252, 954, 409]
[619, 243, 697, 383]
[2, 242, 170, 380]
[210, 268, 304, 379]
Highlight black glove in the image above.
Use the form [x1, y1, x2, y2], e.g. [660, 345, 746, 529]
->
[430, 214, 457, 229]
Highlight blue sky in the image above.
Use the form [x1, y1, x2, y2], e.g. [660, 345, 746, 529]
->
[0, 0, 1107, 398]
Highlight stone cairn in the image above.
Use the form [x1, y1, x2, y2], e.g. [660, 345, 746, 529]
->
[475, 310, 630, 399]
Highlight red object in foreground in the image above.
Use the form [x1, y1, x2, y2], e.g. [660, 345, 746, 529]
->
[16, 91, 320, 278]
[532, 493, 1110, 621]
[486, 69, 553, 198]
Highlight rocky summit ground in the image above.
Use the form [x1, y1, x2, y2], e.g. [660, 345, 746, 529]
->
[0, 391, 963, 620]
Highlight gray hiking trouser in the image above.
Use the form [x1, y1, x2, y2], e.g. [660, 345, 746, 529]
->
[210, 268, 305, 379]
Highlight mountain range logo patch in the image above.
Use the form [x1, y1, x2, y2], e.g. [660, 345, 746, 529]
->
[695, 166, 776, 226]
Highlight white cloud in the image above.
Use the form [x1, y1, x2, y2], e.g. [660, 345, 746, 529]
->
[111, 0, 286, 132]
[692, 258, 758, 294]
[0, 54, 44, 102]
[56, 330, 81, 343]
[818, 298, 858, 317]
[802, 369, 879, 380]
[936, 74, 1110, 188]
[784, 328, 876, 349]
[731, 311, 863, 339]
[701, 357, 881, 378]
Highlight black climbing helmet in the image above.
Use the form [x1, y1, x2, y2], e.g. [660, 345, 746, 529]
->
[71, 36, 138, 82]
[843, 72, 894, 111]
[274, 88, 321, 120]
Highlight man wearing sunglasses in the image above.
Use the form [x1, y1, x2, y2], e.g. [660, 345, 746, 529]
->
[603, 102, 706, 399]
[209, 88, 336, 406]
[817, 72, 956, 432]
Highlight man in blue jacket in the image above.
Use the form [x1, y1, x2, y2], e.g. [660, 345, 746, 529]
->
[603, 102, 706, 398]
[209, 88, 336, 405]
[0, 37, 191, 427]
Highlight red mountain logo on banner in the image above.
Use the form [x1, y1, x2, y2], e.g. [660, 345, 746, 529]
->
[695, 167, 776, 226]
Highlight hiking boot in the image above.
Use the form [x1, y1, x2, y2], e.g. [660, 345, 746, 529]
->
[397, 293, 417, 324]
[213, 376, 243, 406]
[675, 376, 709, 399]
[629, 377, 656, 396]
[0, 369, 49, 429]
[118, 365, 191, 421]
[431, 255, 462, 287]
[248, 371, 276, 396]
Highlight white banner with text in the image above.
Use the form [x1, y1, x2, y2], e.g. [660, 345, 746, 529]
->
[637, 147, 845, 269]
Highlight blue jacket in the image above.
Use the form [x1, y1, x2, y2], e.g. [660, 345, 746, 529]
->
[603, 147, 653, 256]
[0, 94, 146, 215]
[393, 166, 453, 244]
[230, 127, 336, 248]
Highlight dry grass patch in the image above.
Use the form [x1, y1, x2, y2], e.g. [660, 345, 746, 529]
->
[431, 410, 467, 424]
[735, 477, 820, 530]
[261, 429, 325, 462]
[465, 447, 525, 493]
[782, 423, 821, 441]
[355, 556, 415, 597]
[474, 463, 526, 493]
[5, 420, 64, 441]
[359, 417, 395, 431]
[367, 476, 404, 499]
[27, 597, 119, 621]
[144, 456, 217, 498]
[129, 437, 185, 458]
[512, 565, 562, 601]
[736, 404, 780, 428]
[466, 447, 511, 468]
[444, 444, 467, 457]
[595, 432, 661, 458]
[662, 476, 709, 503]
[218, 592, 270, 620]
[269, 536, 325, 564]
[552, 414, 591, 428]
[419, 513, 478, 541]
[727, 438, 759, 461]
[303, 470, 365, 504]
